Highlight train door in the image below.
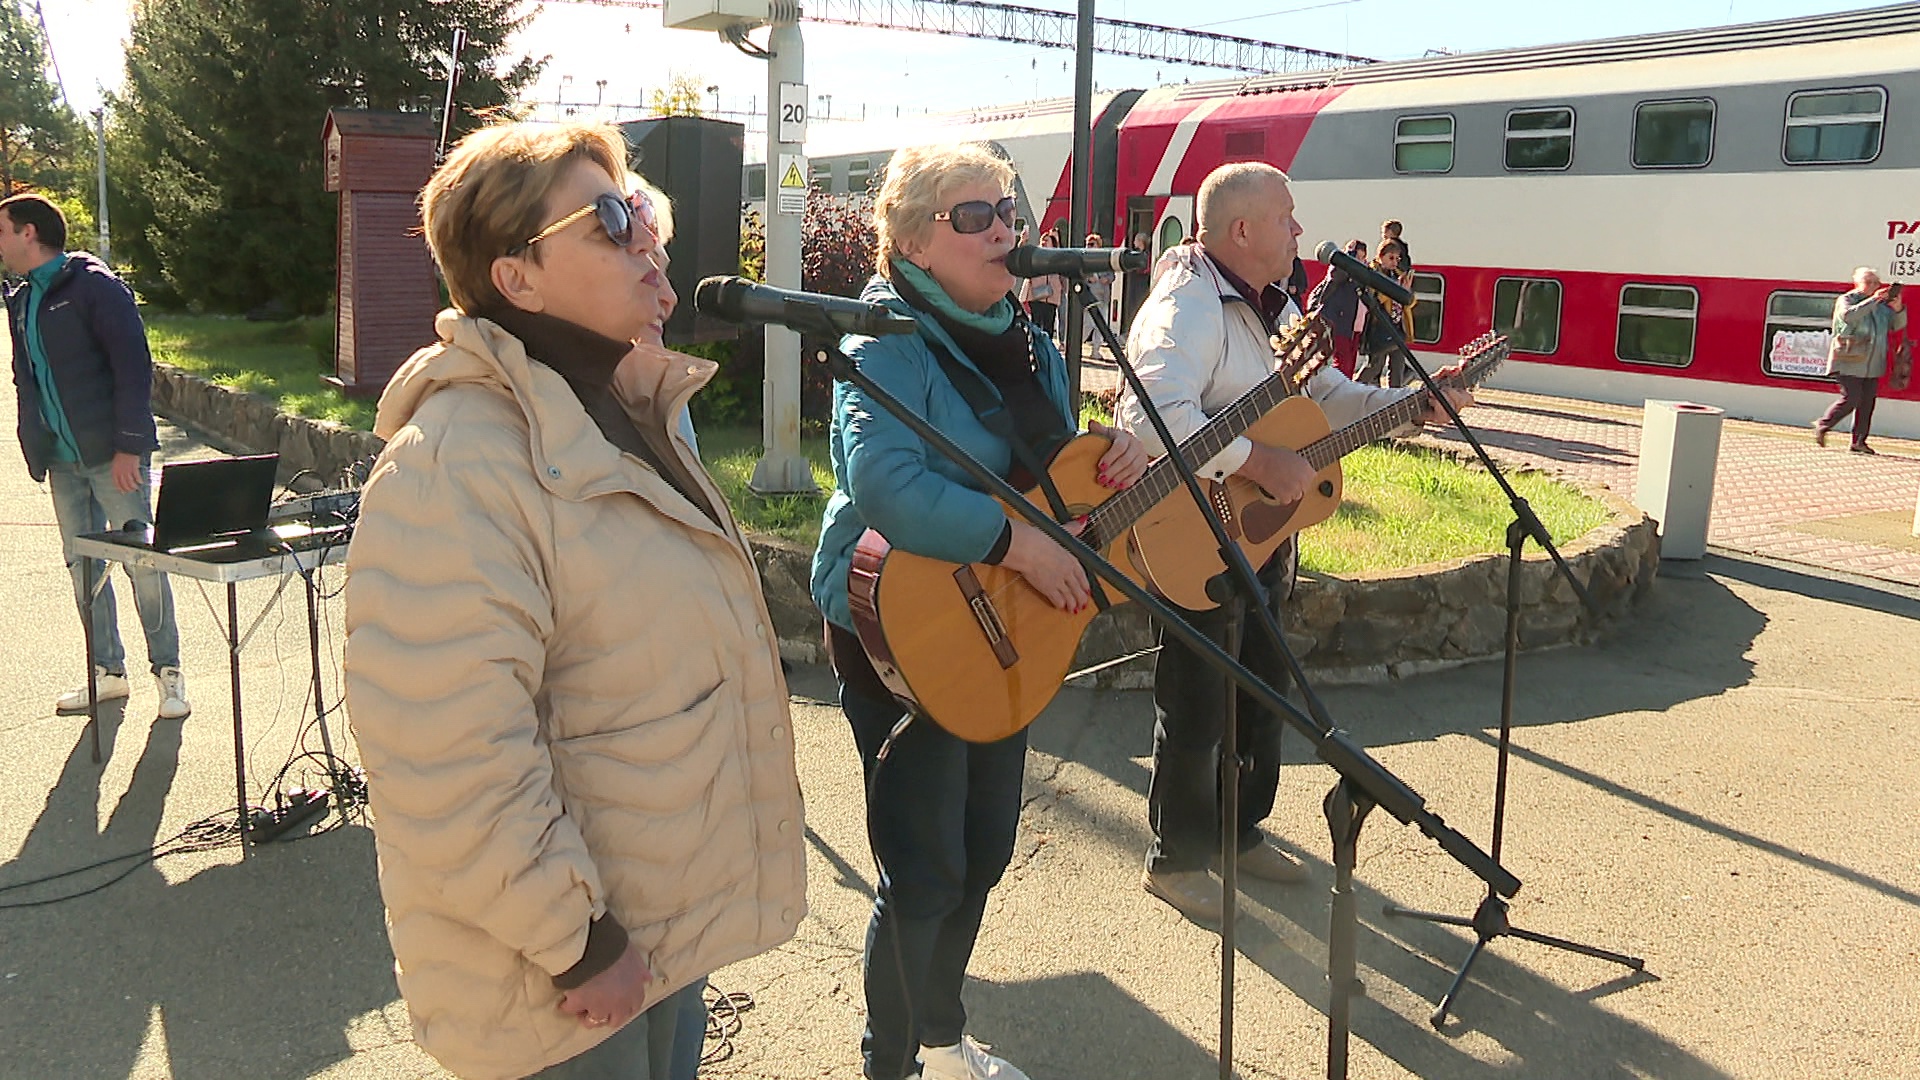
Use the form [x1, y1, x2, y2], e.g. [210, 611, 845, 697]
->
[1120, 199, 1159, 331]
[1154, 196, 1194, 260]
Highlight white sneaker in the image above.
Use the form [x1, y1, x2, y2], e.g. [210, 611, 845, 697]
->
[918, 1036, 1029, 1080]
[156, 667, 191, 720]
[55, 668, 130, 714]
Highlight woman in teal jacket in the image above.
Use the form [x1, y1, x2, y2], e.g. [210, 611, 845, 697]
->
[811, 143, 1146, 1080]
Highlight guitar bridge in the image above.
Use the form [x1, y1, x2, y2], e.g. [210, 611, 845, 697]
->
[954, 565, 1020, 671]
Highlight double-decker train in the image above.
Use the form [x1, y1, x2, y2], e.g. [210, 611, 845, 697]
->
[746, 3, 1920, 436]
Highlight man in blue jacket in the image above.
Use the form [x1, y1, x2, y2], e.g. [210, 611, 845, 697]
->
[2, 193, 188, 720]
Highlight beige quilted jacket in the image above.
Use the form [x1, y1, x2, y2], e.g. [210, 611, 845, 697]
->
[344, 312, 806, 1079]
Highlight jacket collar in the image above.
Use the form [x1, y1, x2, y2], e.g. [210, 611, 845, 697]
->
[377, 310, 729, 538]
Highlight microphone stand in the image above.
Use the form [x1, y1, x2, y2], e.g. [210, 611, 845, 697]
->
[793, 296, 1520, 1080]
[1351, 287, 1645, 1026]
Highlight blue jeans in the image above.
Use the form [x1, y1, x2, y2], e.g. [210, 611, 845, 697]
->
[669, 975, 707, 1080]
[46, 457, 180, 675]
[529, 979, 705, 1080]
[841, 681, 1027, 1080]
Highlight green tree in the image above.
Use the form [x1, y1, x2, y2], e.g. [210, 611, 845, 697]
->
[649, 74, 707, 118]
[0, 0, 82, 194]
[110, 0, 542, 314]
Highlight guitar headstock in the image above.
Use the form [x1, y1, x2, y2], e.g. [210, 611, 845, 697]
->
[1449, 332, 1512, 389]
[1270, 314, 1337, 394]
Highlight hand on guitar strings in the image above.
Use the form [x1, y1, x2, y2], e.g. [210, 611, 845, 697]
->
[1420, 361, 1477, 427]
[1003, 517, 1094, 614]
[1237, 443, 1318, 505]
[1087, 421, 1150, 489]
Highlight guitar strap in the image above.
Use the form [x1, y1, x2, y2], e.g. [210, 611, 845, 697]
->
[923, 326, 1114, 611]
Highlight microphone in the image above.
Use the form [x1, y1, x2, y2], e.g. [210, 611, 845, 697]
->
[694, 277, 919, 337]
[1313, 240, 1412, 306]
[1004, 245, 1149, 278]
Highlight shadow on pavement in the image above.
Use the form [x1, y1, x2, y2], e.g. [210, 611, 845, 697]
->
[960, 971, 1219, 1079]
[0, 721, 401, 1078]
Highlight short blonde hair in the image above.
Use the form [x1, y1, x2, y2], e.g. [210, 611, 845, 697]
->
[1196, 161, 1289, 237]
[872, 143, 1015, 279]
[420, 121, 629, 312]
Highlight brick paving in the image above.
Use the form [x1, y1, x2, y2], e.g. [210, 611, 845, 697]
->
[1078, 358, 1920, 585]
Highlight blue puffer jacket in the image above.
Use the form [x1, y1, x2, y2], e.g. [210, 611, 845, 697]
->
[811, 275, 1074, 633]
[6, 252, 159, 481]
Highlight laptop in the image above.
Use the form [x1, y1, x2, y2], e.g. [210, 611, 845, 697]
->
[147, 454, 281, 553]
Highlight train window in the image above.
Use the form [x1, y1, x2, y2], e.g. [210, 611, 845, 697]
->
[1616, 285, 1698, 368]
[1504, 108, 1574, 171]
[1394, 115, 1454, 173]
[1762, 290, 1845, 379]
[1633, 99, 1715, 168]
[746, 167, 766, 200]
[848, 157, 873, 194]
[1224, 130, 1267, 160]
[810, 162, 833, 193]
[1410, 272, 1444, 344]
[1492, 277, 1562, 354]
[1783, 86, 1885, 165]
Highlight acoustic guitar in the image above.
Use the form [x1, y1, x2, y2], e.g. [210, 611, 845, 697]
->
[846, 317, 1339, 743]
[1128, 332, 1511, 611]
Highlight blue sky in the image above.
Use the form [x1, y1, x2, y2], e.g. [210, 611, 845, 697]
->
[46, 0, 1886, 126]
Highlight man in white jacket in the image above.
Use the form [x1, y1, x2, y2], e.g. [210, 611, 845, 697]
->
[1118, 161, 1470, 924]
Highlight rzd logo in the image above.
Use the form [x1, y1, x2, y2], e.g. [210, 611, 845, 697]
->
[1890, 220, 1920, 239]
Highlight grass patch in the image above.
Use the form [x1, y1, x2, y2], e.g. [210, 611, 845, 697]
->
[144, 312, 377, 430]
[1298, 444, 1611, 575]
[697, 425, 836, 545]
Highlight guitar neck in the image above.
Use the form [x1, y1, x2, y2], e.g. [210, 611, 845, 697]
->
[1297, 383, 1437, 470]
[1091, 367, 1294, 534]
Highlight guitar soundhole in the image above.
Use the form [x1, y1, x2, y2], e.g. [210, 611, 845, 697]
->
[1318, 480, 1334, 497]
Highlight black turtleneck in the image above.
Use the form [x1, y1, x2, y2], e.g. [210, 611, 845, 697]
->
[478, 306, 719, 525]
[889, 272, 1070, 475]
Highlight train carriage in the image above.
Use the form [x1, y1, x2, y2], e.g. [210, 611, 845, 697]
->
[1113, 4, 1920, 436]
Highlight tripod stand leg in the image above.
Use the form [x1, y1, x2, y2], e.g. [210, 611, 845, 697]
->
[1323, 780, 1374, 1080]
[1505, 926, 1646, 969]
[1432, 936, 1491, 1028]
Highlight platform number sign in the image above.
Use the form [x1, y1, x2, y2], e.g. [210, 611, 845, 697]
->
[778, 82, 808, 145]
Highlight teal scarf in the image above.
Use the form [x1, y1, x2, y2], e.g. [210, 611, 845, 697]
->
[891, 259, 1015, 335]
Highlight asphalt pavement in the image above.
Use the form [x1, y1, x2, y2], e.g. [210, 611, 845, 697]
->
[3, 354, 1918, 1079]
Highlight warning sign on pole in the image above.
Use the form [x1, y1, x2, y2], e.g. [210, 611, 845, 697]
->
[777, 153, 807, 215]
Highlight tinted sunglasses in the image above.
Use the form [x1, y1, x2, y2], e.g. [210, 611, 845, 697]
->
[510, 190, 659, 255]
[932, 196, 1017, 235]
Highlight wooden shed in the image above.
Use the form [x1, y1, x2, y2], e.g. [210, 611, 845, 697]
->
[322, 109, 439, 396]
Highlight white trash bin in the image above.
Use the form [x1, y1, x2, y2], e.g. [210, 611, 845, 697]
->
[1636, 401, 1724, 560]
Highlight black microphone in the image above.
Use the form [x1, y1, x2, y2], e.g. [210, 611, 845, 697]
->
[1313, 240, 1412, 306]
[1004, 245, 1149, 278]
[694, 276, 919, 337]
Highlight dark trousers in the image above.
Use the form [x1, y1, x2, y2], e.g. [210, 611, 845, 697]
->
[1145, 557, 1292, 874]
[842, 681, 1028, 1080]
[1816, 374, 1879, 446]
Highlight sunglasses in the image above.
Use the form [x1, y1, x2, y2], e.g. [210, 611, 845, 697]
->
[510, 190, 659, 256]
[932, 196, 1017, 235]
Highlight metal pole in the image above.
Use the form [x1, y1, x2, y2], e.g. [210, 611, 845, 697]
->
[1064, 0, 1094, 399]
[91, 108, 111, 263]
[751, 3, 817, 494]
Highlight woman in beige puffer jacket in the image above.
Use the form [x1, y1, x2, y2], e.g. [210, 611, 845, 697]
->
[344, 122, 805, 1080]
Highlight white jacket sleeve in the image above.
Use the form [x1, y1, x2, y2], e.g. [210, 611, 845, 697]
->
[1120, 281, 1254, 480]
[1304, 365, 1422, 435]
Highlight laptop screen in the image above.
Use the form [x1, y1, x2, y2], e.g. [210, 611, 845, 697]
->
[152, 454, 281, 550]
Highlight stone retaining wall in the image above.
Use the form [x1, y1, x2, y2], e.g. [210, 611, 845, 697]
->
[154, 364, 1658, 684]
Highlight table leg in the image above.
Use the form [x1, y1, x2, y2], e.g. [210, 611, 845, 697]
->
[305, 575, 343, 820]
[229, 583, 248, 843]
[84, 556, 101, 764]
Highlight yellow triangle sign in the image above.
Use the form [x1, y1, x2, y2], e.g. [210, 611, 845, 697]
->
[780, 160, 806, 189]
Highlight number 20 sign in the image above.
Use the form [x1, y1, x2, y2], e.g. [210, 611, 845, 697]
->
[778, 82, 808, 145]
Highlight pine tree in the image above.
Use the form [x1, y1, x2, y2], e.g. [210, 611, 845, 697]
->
[110, 0, 542, 313]
[0, 0, 82, 195]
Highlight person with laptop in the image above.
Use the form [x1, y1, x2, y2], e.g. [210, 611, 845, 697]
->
[2, 193, 189, 721]
[343, 121, 804, 1080]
